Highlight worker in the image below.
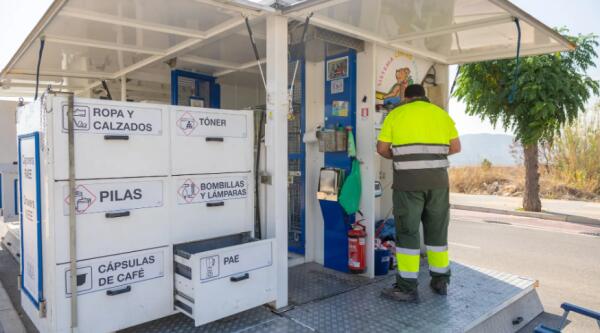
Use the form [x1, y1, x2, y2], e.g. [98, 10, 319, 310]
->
[376, 84, 461, 302]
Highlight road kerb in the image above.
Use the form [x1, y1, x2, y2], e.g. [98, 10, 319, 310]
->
[450, 204, 600, 226]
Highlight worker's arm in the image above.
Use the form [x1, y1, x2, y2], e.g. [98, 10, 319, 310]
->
[448, 137, 461, 155]
[377, 141, 393, 159]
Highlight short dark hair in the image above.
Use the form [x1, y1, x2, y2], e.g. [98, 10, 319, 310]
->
[404, 84, 426, 98]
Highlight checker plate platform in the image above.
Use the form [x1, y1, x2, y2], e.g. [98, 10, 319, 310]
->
[123, 261, 541, 333]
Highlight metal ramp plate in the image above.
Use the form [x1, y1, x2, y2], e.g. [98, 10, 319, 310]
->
[123, 261, 540, 333]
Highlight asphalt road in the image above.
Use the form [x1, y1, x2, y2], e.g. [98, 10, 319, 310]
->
[449, 209, 600, 332]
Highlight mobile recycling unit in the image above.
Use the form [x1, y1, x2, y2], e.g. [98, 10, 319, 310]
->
[0, 0, 575, 332]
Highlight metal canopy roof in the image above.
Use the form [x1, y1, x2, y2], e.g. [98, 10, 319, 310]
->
[0, 0, 574, 100]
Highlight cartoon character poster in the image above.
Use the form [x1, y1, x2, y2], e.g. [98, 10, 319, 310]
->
[376, 49, 426, 108]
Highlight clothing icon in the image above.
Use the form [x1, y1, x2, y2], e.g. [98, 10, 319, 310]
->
[62, 105, 90, 131]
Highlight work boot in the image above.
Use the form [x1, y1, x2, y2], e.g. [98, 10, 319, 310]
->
[381, 284, 418, 302]
[430, 279, 448, 295]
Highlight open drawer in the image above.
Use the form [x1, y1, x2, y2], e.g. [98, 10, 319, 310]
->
[173, 233, 276, 326]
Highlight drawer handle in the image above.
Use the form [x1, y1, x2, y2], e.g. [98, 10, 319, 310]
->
[205, 137, 224, 142]
[230, 273, 249, 282]
[106, 285, 131, 296]
[206, 201, 224, 207]
[104, 135, 130, 140]
[105, 211, 130, 218]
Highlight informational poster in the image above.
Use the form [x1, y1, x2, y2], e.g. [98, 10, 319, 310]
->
[174, 110, 247, 138]
[376, 48, 435, 105]
[63, 247, 166, 297]
[61, 101, 163, 136]
[326, 56, 349, 81]
[199, 241, 272, 282]
[332, 101, 349, 117]
[19, 133, 42, 307]
[175, 175, 248, 205]
[62, 180, 164, 215]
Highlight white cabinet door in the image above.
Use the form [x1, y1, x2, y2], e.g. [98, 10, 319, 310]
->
[53, 177, 169, 263]
[51, 98, 169, 180]
[171, 173, 253, 244]
[170, 107, 253, 175]
[54, 246, 174, 333]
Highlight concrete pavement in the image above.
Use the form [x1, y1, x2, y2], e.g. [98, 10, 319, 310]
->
[449, 209, 600, 333]
[0, 253, 26, 333]
[451, 193, 600, 224]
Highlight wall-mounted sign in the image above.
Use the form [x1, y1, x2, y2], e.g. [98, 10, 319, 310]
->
[174, 110, 247, 138]
[332, 101, 349, 117]
[326, 56, 349, 81]
[62, 247, 166, 297]
[18, 132, 42, 308]
[175, 175, 248, 205]
[61, 102, 163, 136]
[62, 180, 164, 215]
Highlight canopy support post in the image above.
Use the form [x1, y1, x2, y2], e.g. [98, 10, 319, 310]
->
[121, 76, 127, 101]
[265, 14, 289, 310]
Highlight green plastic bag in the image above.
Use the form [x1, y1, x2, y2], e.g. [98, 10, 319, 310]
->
[339, 158, 361, 215]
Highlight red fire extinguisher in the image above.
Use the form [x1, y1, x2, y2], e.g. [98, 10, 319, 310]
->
[348, 221, 366, 274]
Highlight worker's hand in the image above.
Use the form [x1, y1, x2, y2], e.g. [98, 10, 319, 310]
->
[377, 141, 393, 159]
[448, 137, 461, 155]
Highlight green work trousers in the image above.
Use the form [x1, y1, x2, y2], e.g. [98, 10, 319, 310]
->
[393, 188, 451, 292]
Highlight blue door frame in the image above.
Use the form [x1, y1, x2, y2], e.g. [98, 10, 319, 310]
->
[170, 69, 221, 107]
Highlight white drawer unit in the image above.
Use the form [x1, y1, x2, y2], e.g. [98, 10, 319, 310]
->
[49, 97, 169, 180]
[17, 97, 266, 332]
[53, 177, 169, 263]
[171, 172, 253, 244]
[54, 246, 174, 333]
[170, 107, 253, 175]
[173, 233, 276, 326]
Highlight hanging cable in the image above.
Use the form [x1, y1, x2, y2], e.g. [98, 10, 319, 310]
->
[288, 13, 313, 118]
[508, 17, 522, 104]
[450, 65, 461, 95]
[245, 16, 267, 90]
[34, 37, 46, 101]
[101, 80, 113, 100]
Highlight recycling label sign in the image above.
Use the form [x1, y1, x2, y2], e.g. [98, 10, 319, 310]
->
[174, 110, 246, 138]
[175, 175, 248, 205]
[62, 180, 164, 215]
[63, 247, 166, 297]
[61, 101, 163, 135]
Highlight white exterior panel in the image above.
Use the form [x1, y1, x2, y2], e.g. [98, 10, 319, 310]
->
[50, 98, 170, 180]
[171, 173, 253, 244]
[52, 177, 170, 263]
[170, 107, 254, 175]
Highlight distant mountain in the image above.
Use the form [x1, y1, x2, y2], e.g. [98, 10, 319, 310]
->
[449, 133, 519, 167]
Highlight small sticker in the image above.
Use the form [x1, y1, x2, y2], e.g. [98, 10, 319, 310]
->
[331, 79, 344, 94]
[361, 107, 369, 118]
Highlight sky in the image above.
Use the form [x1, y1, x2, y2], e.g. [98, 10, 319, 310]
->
[450, 0, 600, 135]
[0, 1, 599, 130]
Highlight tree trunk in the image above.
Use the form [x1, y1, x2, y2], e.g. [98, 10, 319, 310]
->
[523, 143, 542, 212]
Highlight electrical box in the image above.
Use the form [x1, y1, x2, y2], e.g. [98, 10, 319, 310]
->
[16, 95, 267, 333]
